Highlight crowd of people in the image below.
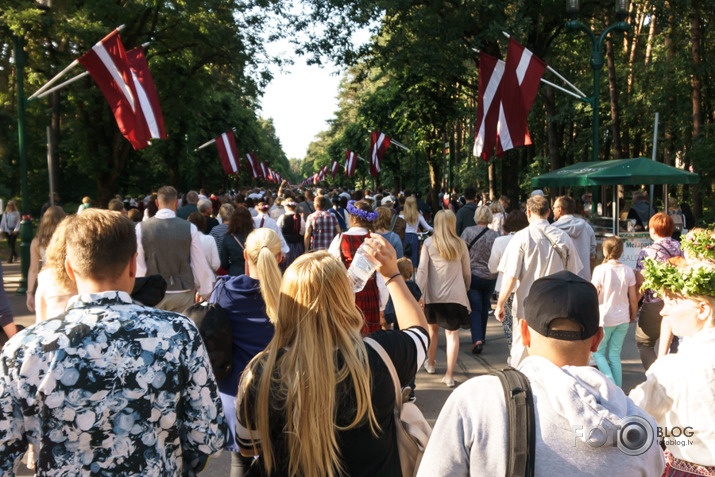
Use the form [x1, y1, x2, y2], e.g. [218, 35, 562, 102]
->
[0, 182, 711, 477]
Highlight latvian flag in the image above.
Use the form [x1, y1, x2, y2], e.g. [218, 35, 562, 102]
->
[345, 150, 357, 177]
[331, 160, 340, 179]
[259, 162, 269, 180]
[369, 131, 391, 177]
[473, 52, 505, 161]
[215, 131, 240, 175]
[245, 152, 259, 179]
[126, 47, 166, 144]
[496, 38, 546, 155]
[78, 29, 150, 150]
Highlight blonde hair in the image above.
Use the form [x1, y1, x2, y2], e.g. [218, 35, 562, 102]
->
[244, 228, 282, 322]
[45, 219, 76, 292]
[474, 206, 493, 224]
[5, 200, 17, 212]
[432, 210, 464, 261]
[240, 252, 378, 477]
[489, 201, 505, 215]
[403, 196, 419, 226]
[602, 236, 624, 263]
[397, 257, 413, 280]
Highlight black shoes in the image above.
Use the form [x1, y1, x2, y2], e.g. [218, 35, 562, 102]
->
[472, 342, 483, 354]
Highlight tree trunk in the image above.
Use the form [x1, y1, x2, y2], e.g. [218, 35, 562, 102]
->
[606, 38, 623, 159]
[49, 91, 61, 200]
[544, 85, 561, 171]
[690, 0, 704, 219]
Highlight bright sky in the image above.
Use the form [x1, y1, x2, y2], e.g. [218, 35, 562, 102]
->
[259, 49, 343, 160]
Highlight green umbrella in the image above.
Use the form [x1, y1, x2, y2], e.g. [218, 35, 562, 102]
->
[532, 157, 699, 188]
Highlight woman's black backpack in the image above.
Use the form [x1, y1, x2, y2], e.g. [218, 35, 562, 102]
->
[183, 294, 233, 381]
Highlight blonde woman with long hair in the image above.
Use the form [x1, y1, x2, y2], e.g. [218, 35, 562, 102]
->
[237, 235, 429, 477]
[210, 227, 283, 477]
[416, 210, 471, 387]
[400, 195, 433, 269]
[34, 218, 77, 323]
[26, 206, 66, 312]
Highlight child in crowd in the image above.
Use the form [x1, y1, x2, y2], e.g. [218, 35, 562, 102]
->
[382, 257, 422, 330]
[591, 236, 638, 387]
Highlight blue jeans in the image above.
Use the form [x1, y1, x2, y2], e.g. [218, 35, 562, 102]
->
[403, 233, 420, 270]
[467, 274, 497, 344]
[593, 322, 629, 387]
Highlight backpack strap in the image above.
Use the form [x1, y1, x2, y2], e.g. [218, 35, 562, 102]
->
[494, 367, 535, 477]
[231, 234, 246, 251]
[390, 213, 398, 232]
[363, 337, 403, 411]
[468, 227, 489, 251]
[536, 227, 568, 269]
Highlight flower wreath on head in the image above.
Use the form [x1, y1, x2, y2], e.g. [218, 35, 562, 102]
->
[641, 256, 715, 298]
[681, 229, 715, 262]
[346, 200, 378, 222]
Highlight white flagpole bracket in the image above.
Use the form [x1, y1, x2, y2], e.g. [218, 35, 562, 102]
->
[28, 24, 126, 100]
[356, 155, 368, 163]
[195, 127, 237, 152]
[540, 78, 587, 101]
[500, 31, 588, 99]
[35, 71, 90, 99]
[390, 140, 411, 152]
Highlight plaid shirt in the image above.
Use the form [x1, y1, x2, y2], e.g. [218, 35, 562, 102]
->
[306, 210, 339, 250]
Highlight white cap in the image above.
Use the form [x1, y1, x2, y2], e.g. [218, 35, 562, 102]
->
[381, 196, 394, 206]
[531, 189, 545, 197]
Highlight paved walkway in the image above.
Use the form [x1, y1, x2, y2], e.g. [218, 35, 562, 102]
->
[2, 261, 647, 476]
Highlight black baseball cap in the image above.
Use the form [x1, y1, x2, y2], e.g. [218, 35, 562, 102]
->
[523, 271, 600, 341]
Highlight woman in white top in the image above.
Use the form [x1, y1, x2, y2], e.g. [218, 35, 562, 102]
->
[34, 218, 76, 322]
[187, 212, 221, 273]
[26, 206, 66, 313]
[0, 200, 21, 263]
[488, 201, 505, 235]
[416, 210, 470, 387]
[400, 196, 433, 269]
[590, 236, 638, 387]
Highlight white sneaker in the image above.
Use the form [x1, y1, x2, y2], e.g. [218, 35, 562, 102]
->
[441, 376, 456, 387]
[423, 361, 435, 374]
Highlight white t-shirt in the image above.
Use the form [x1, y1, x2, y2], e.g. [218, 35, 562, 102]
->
[591, 260, 635, 327]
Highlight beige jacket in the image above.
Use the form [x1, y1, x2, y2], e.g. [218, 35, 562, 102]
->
[416, 237, 471, 311]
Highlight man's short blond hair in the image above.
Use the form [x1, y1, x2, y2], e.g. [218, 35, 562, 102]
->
[65, 209, 137, 281]
[527, 195, 550, 217]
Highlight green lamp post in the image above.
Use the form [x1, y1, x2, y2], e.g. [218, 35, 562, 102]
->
[565, 0, 631, 163]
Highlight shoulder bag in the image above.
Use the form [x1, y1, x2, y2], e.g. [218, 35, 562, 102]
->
[493, 367, 536, 477]
[536, 227, 568, 269]
[468, 227, 489, 251]
[364, 337, 432, 477]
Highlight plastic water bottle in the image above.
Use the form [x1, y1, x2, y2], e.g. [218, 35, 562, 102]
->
[347, 242, 380, 293]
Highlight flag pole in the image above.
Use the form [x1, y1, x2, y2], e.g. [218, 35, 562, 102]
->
[195, 127, 237, 152]
[33, 41, 152, 100]
[540, 78, 585, 101]
[356, 154, 368, 163]
[35, 71, 89, 99]
[28, 24, 126, 100]
[390, 139, 411, 152]
[500, 31, 588, 99]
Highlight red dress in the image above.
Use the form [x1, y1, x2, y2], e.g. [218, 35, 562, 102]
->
[339, 234, 381, 335]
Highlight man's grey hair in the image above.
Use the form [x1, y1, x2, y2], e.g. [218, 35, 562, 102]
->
[186, 191, 199, 204]
[219, 203, 235, 221]
[197, 198, 213, 214]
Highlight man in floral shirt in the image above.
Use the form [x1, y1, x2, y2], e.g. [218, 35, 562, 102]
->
[0, 209, 226, 476]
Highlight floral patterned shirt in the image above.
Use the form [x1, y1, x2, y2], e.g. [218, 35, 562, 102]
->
[636, 237, 684, 304]
[0, 291, 226, 476]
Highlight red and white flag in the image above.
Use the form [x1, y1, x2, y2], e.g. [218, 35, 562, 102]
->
[331, 160, 340, 179]
[496, 38, 546, 155]
[245, 152, 259, 179]
[78, 29, 149, 150]
[473, 52, 505, 161]
[313, 173, 319, 185]
[369, 131, 391, 177]
[259, 162, 268, 180]
[215, 131, 240, 175]
[345, 150, 357, 177]
[126, 47, 165, 143]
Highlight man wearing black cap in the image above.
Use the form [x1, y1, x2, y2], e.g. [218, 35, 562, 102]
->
[495, 195, 583, 366]
[417, 271, 665, 477]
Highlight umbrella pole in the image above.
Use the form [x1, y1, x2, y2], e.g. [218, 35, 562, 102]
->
[613, 186, 618, 235]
